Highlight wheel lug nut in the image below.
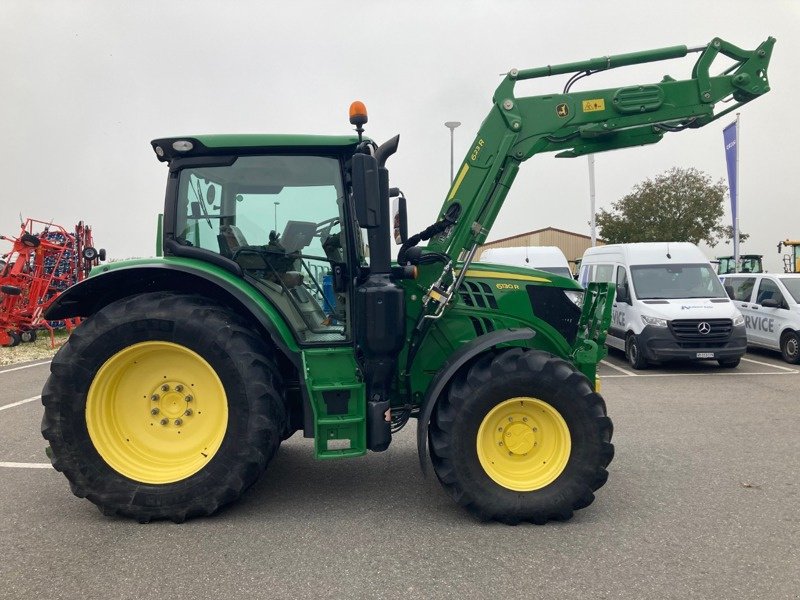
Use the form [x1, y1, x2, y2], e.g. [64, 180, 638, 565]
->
[151, 394, 160, 401]
[523, 417, 528, 422]
[160, 418, 169, 426]
[150, 408, 160, 415]
[174, 419, 183, 426]
[532, 427, 538, 432]
[185, 395, 193, 402]
[508, 417, 513, 422]
[499, 441, 504, 446]
[161, 384, 170, 392]
[184, 409, 193, 416]
[175, 385, 183, 392]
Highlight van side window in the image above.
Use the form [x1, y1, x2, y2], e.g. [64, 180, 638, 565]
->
[616, 266, 629, 300]
[579, 264, 593, 287]
[756, 278, 786, 307]
[595, 264, 614, 283]
[726, 277, 755, 302]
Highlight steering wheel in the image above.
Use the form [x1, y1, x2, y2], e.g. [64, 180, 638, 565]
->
[315, 217, 340, 244]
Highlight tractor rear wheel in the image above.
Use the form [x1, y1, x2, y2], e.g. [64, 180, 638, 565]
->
[429, 348, 614, 524]
[41, 292, 286, 522]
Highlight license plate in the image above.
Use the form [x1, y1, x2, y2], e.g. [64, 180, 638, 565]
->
[696, 352, 715, 358]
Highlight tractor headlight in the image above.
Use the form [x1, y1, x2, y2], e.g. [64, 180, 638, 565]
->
[732, 313, 745, 326]
[641, 315, 668, 327]
[563, 289, 584, 308]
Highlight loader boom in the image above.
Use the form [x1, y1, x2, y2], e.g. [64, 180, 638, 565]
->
[424, 36, 774, 261]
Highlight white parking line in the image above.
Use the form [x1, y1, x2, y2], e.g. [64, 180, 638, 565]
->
[741, 357, 798, 373]
[0, 360, 51, 375]
[601, 371, 798, 378]
[0, 462, 52, 469]
[0, 395, 41, 412]
[600, 360, 638, 376]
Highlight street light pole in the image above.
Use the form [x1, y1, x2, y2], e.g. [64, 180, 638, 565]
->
[444, 121, 461, 184]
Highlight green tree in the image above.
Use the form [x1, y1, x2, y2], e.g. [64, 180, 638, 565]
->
[596, 167, 748, 247]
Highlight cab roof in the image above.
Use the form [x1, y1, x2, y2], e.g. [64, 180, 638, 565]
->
[151, 134, 364, 162]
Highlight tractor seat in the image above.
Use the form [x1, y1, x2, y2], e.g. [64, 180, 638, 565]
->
[218, 225, 248, 258]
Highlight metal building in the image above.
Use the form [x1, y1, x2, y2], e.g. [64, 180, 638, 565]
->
[477, 226, 604, 271]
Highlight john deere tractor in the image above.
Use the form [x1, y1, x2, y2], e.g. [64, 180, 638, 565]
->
[42, 36, 773, 523]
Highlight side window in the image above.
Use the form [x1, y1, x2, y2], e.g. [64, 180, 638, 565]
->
[756, 278, 786, 307]
[579, 264, 593, 287]
[595, 264, 614, 283]
[726, 277, 755, 302]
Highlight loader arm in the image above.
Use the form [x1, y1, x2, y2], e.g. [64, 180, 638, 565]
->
[424, 36, 774, 260]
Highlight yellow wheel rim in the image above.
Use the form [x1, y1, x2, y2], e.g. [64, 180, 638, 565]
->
[476, 397, 571, 492]
[86, 341, 228, 484]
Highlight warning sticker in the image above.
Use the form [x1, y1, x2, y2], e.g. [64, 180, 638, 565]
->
[582, 99, 605, 112]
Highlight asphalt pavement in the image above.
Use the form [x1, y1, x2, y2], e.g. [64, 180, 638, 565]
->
[0, 352, 798, 600]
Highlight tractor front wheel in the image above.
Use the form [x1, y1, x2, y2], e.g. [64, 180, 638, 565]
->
[41, 292, 286, 522]
[429, 348, 614, 524]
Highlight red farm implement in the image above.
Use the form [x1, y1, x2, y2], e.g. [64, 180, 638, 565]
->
[0, 218, 104, 347]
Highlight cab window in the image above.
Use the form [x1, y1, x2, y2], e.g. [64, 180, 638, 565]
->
[175, 155, 350, 343]
[595, 264, 614, 283]
[756, 278, 786, 308]
[726, 277, 755, 302]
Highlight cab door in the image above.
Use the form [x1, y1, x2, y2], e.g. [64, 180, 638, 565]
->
[751, 277, 789, 350]
[725, 276, 757, 340]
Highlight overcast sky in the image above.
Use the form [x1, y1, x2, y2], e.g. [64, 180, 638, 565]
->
[2, 0, 798, 271]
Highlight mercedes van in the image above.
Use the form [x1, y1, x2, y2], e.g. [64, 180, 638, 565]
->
[580, 242, 747, 369]
[479, 246, 572, 278]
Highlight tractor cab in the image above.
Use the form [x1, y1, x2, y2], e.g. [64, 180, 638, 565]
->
[716, 254, 763, 275]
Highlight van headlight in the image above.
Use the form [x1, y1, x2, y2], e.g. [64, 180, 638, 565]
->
[641, 315, 668, 327]
[563, 289, 584, 307]
[732, 314, 745, 326]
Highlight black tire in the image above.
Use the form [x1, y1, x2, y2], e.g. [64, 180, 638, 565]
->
[41, 292, 286, 523]
[625, 333, 648, 370]
[429, 348, 614, 524]
[82, 246, 98, 261]
[717, 357, 741, 368]
[20, 329, 37, 343]
[780, 330, 800, 364]
[5, 331, 21, 347]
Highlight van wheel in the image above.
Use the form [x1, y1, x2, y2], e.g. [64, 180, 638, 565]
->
[780, 331, 800, 364]
[717, 358, 740, 368]
[625, 334, 648, 370]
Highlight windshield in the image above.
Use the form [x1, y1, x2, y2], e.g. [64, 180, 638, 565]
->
[630, 263, 727, 300]
[780, 278, 800, 303]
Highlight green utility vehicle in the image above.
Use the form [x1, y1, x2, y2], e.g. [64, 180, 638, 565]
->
[716, 254, 763, 275]
[42, 37, 773, 523]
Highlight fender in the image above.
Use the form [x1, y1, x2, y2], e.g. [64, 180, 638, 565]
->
[416, 327, 535, 472]
[44, 260, 301, 366]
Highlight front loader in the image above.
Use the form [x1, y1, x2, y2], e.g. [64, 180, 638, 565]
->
[42, 36, 774, 523]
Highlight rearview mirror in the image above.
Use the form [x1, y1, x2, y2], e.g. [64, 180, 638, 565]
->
[392, 195, 408, 244]
[760, 298, 780, 308]
[351, 154, 380, 228]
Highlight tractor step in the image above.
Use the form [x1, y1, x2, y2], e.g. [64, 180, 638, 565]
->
[301, 348, 366, 459]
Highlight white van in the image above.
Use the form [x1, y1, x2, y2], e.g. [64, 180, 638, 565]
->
[479, 246, 573, 279]
[580, 242, 747, 369]
[719, 273, 800, 364]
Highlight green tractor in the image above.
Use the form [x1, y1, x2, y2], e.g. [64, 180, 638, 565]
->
[42, 37, 773, 523]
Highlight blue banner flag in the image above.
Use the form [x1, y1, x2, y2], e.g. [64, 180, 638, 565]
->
[723, 121, 738, 224]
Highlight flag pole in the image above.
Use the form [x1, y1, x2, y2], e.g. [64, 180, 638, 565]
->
[734, 113, 740, 272]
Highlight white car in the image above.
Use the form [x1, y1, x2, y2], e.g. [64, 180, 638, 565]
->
[720, 273, 800, 364]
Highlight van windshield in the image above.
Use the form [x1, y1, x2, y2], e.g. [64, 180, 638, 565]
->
[630, 264, 726, 300]
[780, 278, 800, 303]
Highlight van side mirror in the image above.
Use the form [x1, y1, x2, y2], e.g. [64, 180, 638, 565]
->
[760, 298, 780, 308]
[351, 153, 380, 228]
